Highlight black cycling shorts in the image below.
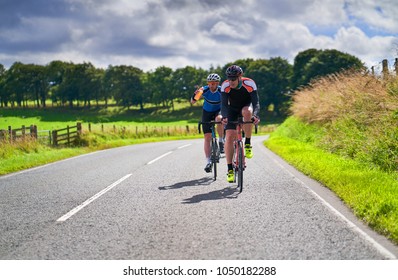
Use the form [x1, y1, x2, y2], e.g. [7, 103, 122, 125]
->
[202, 109, 221, 134]
[225, 104, 251, 130]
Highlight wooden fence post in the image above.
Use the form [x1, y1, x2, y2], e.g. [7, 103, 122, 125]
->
[8, 126, 12, 143]
[382, 59, 389, 78]
[22, 125, 26, 140]
[52, 130, 58, 146]
[77, 122, 82, 135]
[30, 125, 37, 139]
[395, 58, 398, 75]
[67, 125, 70, 145]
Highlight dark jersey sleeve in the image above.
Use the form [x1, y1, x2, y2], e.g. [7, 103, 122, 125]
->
[221, 90, 229, 118]
[251, 90, 260, 117]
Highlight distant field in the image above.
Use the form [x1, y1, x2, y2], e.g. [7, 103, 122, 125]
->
[0, 103, 280, 133]
[0, 104, 201, 130]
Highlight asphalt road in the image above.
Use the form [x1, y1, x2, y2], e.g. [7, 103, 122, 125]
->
[1, 136, 397, 259]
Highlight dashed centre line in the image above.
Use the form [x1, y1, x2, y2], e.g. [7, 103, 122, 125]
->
[147, 144, 192, 165]
[147, 151, 173, 165]
[57, 143, 192, 222]
[56, 174, 132, 222]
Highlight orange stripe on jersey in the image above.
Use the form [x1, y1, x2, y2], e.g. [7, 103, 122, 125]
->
[221, 80, 232, 93]
[241, 78, 254, 92]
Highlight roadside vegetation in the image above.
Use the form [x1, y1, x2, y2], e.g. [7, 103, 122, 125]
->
[265, 72, 398, 244]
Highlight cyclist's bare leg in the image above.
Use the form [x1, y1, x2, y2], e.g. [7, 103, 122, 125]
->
[224, 129, 236, 165]
[215, 114, 224, 140]
[204, 133, 212, 160]
[242, 105, 253, 138]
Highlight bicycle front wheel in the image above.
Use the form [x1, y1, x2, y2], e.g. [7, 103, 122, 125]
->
[237, 141, 244, 192]
[211, 138, 218, 181]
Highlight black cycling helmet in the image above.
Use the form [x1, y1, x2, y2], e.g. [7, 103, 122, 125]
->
[226, 65, 243, 78]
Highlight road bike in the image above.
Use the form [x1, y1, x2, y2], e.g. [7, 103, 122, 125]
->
[198, 121, 222, 181]
[229, 118, 257, 193]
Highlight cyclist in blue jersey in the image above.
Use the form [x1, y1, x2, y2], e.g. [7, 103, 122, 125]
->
[191, 73, 225, 173]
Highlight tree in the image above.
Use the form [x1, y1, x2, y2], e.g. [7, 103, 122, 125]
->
[103, 65, 144, 109]
[172, 66, 207, 102]
[292, 49, 364, 89]
[0, 64, 6, 107]
[291, 49, 321, 89]
[148, 66, 174, 109]
[4, 62, 32, 107]
[246, 58, 293, 116]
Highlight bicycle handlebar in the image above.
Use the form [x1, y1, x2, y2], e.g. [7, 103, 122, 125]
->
[227, 120, 258, 134]
[197, 121, 222, 134]
[197, 120, 257, 134]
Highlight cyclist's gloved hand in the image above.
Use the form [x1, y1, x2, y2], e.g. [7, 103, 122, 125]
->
[190, 94, 196, 104]
[251, 115, 260, 125]
[222, 117, 228, 125]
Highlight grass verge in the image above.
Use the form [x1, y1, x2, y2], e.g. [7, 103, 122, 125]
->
[265, 130, 398, 245]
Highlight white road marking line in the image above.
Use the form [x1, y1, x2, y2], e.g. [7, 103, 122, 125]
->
[56, 174, 132, 222]
[146, 151, 173, 165]
[269, 155, 397, 260]
[178, 144, 192, 149]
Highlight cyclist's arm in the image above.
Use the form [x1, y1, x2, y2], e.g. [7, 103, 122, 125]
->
[221, 90, 229, 119]
[251, 89, 260, 117]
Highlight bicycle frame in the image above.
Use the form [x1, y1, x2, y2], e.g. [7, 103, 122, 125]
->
[230, 118, 255, 193]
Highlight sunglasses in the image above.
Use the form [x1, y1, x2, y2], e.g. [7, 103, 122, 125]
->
[228, 77, 238, 81]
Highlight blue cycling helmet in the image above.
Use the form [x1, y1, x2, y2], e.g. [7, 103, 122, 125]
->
[226, 65, 243, 78]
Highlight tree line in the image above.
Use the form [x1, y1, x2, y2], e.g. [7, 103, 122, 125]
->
[0, 48, 364, 116]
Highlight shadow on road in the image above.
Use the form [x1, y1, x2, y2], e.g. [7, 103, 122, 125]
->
[158, 177, 214, 190]
[181, 187, 238, 204]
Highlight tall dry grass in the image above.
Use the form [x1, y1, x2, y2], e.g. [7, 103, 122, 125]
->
[291, 72, 398, 125]
[0, 137, 41, 159]
[290, 71, 398, 172]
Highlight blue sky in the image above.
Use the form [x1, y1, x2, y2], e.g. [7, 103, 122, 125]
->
[0, 0, 397, 72]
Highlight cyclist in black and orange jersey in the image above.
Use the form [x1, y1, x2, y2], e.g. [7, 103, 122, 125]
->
[191, 73, 225, 173]
[221, 65, 260, 183]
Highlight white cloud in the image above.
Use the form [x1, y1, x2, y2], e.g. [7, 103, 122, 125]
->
[345, 0, 398, 33]
[0, 0, 397, 71]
